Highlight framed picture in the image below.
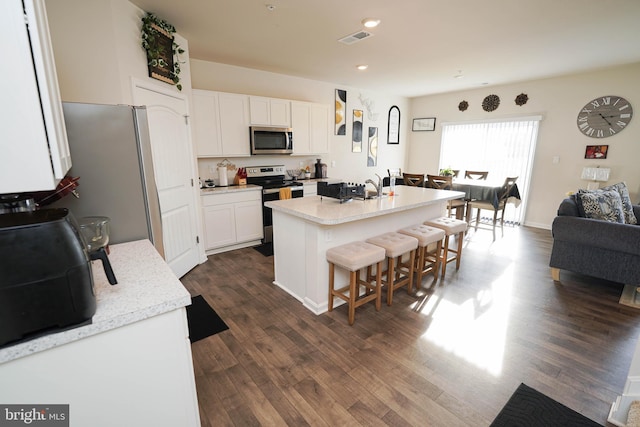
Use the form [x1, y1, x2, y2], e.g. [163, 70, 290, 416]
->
[387, 106, 400, 144]
[335, 89, 347, 135]
[585, 145, 608, 159]
[352, 110, 363, 152]
[412, 117, 436, 132]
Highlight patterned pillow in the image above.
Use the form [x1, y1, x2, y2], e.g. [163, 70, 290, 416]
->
[600, 182, 638, 224]
[576, 189, 625, 223]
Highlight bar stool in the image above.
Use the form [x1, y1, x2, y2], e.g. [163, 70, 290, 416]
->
[423, 217, 468, 279]
[398, 224, 446, 288]
[327, 241, 386, 325]
[366, 232, 419, 305]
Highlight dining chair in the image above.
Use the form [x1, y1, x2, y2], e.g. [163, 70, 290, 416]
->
[402, 173, 425, 187]
[427, 174, 465, 219]
[464, 170, 489, 180]
[387, 168, 402, 177]
[467, 176, 518, 232]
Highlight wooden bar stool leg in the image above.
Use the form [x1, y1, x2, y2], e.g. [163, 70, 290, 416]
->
[441, 236, 450, 279]
[408, 249, 416, 294]
[328, 262, 335, 311]
[348, 270, 357, 325]
[416, 246, 426, 288]
[434, 240, 442, 278]
[456, 231, 464, 270]
[387, 257, 396, 306]
[375, 261, 382, 310]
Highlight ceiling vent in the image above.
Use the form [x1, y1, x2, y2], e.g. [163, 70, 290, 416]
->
[338, 30, 374, 45]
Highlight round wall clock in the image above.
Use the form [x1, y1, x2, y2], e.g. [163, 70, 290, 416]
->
[482, 94, 500, 112]
[577, 95, 633, 138]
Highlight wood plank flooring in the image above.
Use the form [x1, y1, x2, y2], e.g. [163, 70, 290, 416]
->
[181, 225, 640, 426]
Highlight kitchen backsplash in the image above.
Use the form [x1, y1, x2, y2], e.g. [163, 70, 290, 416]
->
[198, 156, 322, 185]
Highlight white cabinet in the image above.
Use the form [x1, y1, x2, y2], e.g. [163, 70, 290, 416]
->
[202, 190, 263, 253]
[1, 0, 71, 193]
[291, 101, 330, 155]
[249, 96, 291, 127]
[192, 90, 251, 157]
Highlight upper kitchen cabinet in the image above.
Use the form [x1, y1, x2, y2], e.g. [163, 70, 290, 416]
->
[291, 101, 330, 155]
[1, 0, 71, 193]
[249, 96, 291, 127]
[192, 90, 251, 157]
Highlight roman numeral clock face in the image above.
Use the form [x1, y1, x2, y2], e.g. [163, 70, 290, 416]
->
[577, 95, 633, 138]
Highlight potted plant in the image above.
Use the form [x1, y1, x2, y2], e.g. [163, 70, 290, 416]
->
[302, 166, 311, 179]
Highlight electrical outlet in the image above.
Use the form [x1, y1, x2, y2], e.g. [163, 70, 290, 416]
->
[331, 160, 336, 167]
[209, 165, 216, 173]
[552, 156, 559, 164]
[325, 230, 332, 242]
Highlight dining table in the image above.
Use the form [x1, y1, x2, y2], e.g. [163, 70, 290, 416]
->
[450, 178, 522, 220]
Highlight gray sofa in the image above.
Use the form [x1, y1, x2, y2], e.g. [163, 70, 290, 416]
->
[549, 196, 640, 284]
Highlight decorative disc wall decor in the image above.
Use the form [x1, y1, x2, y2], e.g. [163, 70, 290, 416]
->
[515, 93, 529, 106]
[482, 94, 500, 112]
[458, 100, 469, 112]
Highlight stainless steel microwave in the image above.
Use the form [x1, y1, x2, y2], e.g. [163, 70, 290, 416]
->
[250, 126, 293, 155]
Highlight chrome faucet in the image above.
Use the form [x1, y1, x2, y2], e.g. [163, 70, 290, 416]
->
[365, 173, 383, 198]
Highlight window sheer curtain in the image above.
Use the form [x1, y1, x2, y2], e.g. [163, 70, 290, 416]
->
[439, 117, 541, 224]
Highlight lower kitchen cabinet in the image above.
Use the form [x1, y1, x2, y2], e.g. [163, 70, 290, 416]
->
[202, 189, 263, 253]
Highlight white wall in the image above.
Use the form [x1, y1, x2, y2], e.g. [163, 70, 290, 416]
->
[190, 59, 411, 186]
[45, 0, 191, 106]
[409, 63, 640, 229]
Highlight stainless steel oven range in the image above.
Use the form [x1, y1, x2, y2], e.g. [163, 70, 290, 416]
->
[246, 165, 303, 243]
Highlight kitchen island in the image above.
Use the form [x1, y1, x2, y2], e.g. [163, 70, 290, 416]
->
[0, 240, 200, 427]
[265, 185, 464, 314]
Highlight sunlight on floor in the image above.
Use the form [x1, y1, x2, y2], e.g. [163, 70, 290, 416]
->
[415, 263, 515, 376]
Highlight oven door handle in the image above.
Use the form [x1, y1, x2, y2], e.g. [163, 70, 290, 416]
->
[263, 187, 303, 195]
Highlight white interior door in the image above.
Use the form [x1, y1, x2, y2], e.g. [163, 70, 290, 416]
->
[133, 83, 199, 278]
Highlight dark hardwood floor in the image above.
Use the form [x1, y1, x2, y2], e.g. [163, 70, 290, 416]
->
[181, 225, 640, 426]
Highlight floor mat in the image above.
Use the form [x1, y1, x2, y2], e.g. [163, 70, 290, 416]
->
[253, 243, 273, 257]
[491, 383, 600, 427]
[186, 295, 229, 343]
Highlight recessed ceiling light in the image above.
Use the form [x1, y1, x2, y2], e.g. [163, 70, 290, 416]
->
[357, 65, 368, 70]
[266, 4, 276, 11]
[362, 18, 380, 28]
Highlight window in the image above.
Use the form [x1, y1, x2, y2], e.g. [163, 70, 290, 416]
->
[439, 116, 541, 223]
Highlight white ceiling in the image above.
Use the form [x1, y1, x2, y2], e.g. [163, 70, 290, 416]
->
[130, 0, 640, 98]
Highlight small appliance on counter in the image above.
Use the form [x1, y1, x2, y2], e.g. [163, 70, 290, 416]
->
[0, 208, 97, 347]
[317, 182, 366, 203]
[78, 216, 117, 285]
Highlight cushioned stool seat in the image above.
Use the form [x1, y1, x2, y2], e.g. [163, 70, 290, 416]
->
[423, 217, 468, 279]
[398, 224, 446, 288]
[366, 232, 419, 305]
[327, 241, 386, 325]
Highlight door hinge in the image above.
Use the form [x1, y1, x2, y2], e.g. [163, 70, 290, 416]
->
[184, 115, 189, 125]
[196, 236, 200, 244]
[191, 178, 194, 187]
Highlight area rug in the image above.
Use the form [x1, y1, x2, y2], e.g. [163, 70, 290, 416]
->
[185, 295, 229, 343]
[490, 383, 600, 427]
[619, 284, 640, 309]
[253, 242, 273, 257]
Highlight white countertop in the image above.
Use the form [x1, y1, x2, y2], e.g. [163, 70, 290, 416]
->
[200, 184, 262, 195]
[265, 185, 464, 225]
[0, 239, 190, 364]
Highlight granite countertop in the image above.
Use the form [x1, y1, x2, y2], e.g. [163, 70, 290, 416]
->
[265, 185, 465, 225]
[200, 184, 262, 195]
[0, 239, 190, 364]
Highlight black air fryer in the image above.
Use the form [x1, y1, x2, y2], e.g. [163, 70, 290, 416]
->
[0, 208, 96, 347]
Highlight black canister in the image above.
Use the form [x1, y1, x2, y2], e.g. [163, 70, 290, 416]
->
[315, 159, 327, 179]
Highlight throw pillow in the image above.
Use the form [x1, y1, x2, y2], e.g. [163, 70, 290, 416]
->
[600, 182, 638, 225]
[576, 189, 625, 223]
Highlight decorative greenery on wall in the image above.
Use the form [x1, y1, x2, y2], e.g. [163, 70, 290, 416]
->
[141, 13, 184, 90]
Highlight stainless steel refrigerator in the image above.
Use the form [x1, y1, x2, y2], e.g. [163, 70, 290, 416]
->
[52, 102, 164, 257]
